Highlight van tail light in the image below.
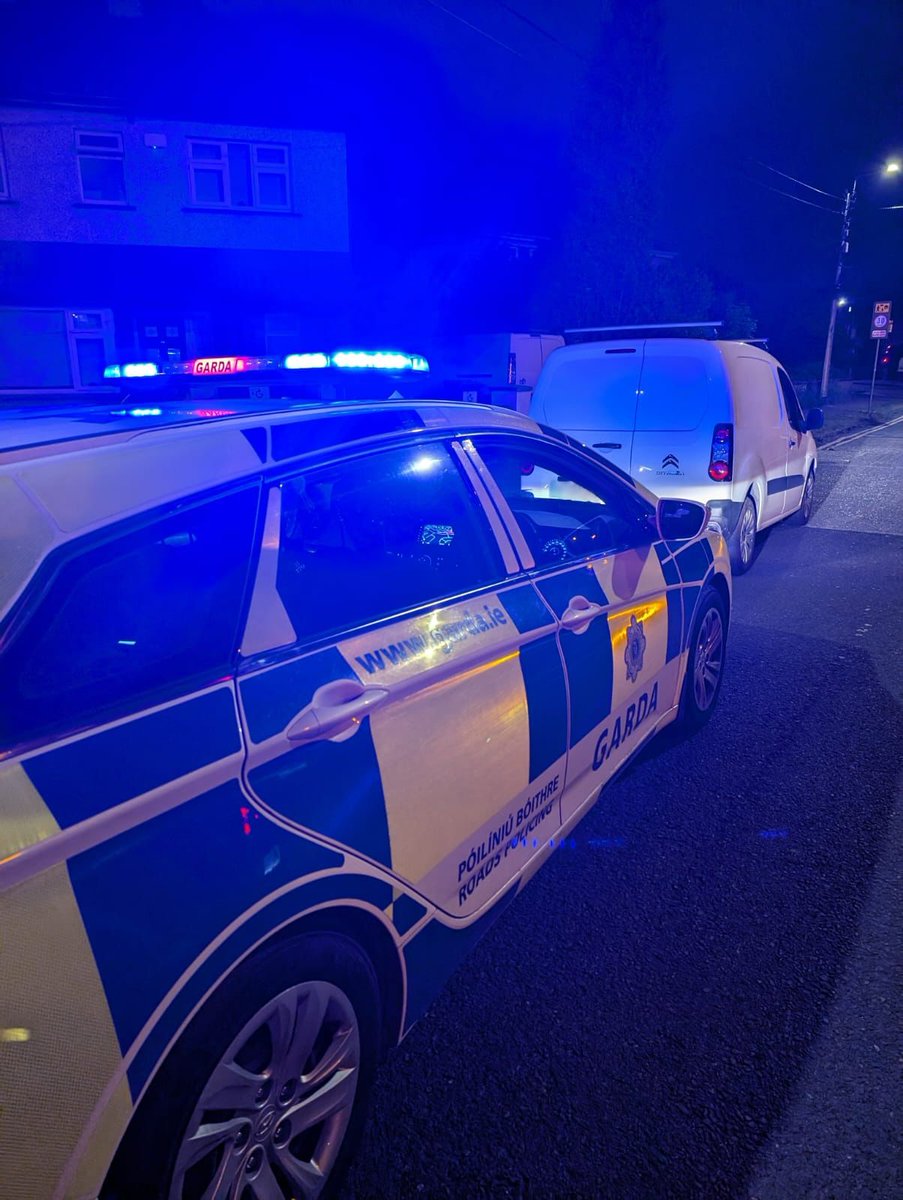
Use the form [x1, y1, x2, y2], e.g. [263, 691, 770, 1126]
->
[708, 423, 733, 481]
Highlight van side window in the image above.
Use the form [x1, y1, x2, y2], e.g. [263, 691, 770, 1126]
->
[0, 488, 260, 749]
[474, 437, 655, 566]
[274, 443, 505, 644]
[777, 368, 806, 432]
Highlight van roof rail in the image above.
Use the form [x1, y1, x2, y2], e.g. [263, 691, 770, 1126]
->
[563, 321, 723, 344]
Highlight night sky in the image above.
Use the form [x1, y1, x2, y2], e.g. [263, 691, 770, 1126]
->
[4, 0, 903, 367]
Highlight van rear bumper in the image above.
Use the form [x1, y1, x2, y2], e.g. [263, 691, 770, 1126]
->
[706, 498, 742, 538]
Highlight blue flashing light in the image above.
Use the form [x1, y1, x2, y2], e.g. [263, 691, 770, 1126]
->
[332, 350, 415, 371]
[128, 407, 163, 417]
[284, 352, 330, 370]
[103, 364, 122, 379]
[121, 362, 160, 378]
[282, 349, 431, 372]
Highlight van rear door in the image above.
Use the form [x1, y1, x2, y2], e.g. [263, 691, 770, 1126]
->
[530, 343, 642, 475]
[628, 342, 716, 495]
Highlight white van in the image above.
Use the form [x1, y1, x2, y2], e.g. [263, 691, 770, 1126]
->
[530, 335, 824, 572]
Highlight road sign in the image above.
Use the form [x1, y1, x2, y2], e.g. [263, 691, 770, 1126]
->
[871, 300, 892, 338]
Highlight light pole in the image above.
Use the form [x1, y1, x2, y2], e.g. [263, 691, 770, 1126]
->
[819, 160, 901, 399]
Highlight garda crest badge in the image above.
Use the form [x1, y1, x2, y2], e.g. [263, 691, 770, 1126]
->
[625, 614, 646, 682]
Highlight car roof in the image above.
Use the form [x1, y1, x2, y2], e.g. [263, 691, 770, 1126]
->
[0, 397, 536, 458]
[548, 336, 778, 364]
[0, 396, 657, 628]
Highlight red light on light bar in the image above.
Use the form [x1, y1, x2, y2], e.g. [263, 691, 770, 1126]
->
[191, 356, 248, 375]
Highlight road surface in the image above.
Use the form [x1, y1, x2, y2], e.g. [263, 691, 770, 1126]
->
[340, 417, 903, 1200]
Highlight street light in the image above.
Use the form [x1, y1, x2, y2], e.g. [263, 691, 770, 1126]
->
[820, 160, 900, 398]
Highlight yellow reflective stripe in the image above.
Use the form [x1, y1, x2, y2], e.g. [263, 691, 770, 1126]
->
[369, 652, 529, 885]
[0, 864, 131, 1200]
[0, 762, 61, 862]
[66, 1076, 132, 1200]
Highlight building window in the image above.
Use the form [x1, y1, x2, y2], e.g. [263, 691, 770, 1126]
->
[0, 131, 8, 199]
[76, 130, 127, 204]
[188, 140, 290, 210]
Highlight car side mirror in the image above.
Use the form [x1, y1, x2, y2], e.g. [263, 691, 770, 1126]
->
[656, 498, 709, 542]
[804, 407, 824, 431]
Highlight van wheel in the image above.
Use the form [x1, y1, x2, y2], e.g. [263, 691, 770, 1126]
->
[102, 934, 380, 1200]
[788, 468, 815, 525]
[676, 585, 727, 732]
[729, 495, 757, 573]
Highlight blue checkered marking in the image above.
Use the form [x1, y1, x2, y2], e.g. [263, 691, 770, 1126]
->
[500, 583, 568, 779]
[654, 541, 681, 586]
[671, 540, 711, 582]
[403, 880, 520, 1030]
[24, 688, 240, 829]
[518, 637, 568, 778]
[125, 869, 394, 1097]
[239, 646, 358, 744]
[246, 724, 391, 869]
[392, 892, 427, 936]
[666, 589, 684, 663]
[67, 779, 348, 1072]
[123, 862, 392, 1096]
[241, 643, 390, 867]
[499, 581, 556, 634]
[682, 585, 702, 640]
[535, 567, 613, 745]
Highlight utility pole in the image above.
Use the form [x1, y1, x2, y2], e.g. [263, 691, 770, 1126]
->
[820, 180, 857, 399]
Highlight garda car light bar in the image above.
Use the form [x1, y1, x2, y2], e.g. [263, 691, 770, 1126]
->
[103, 349, 431, 380]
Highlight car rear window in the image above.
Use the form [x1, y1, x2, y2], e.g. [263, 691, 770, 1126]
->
[634, 355, 710, 431]
[0, 487, 259, 749]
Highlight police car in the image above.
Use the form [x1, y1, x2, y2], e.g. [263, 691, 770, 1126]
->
[0, 359, 731, 1200]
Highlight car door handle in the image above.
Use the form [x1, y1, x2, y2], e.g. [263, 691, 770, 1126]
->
[593, 442, 622, 450]
[561, 595, 606, 633]
[286, 680, 391, 744]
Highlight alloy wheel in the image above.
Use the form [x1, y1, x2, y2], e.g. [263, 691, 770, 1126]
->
[169, 981, 360, 1200]
[692, 607, 724, 713]
[739, 502, 756, 566]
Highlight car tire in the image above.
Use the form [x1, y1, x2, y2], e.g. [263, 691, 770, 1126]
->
[675, 585, 728, 733]
[102, 933, 381, 1200]
[788, 468, 815, 525]
[728, 494, 757, 574]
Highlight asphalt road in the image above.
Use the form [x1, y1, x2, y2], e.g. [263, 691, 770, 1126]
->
[340, 419, 903, 1200]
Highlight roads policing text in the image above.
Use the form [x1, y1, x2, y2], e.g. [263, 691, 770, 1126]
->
[457, 774, 560, 906]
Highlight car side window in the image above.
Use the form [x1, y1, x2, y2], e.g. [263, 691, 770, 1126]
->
[0, 487, 260, 749]
[474, 437, 655, 566]
[777, 367, 806, 432]
[274, 442, 506, 644]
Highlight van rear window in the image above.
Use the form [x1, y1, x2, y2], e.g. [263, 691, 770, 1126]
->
[635, 356, 710, 431]
[538, 356, 641, 431]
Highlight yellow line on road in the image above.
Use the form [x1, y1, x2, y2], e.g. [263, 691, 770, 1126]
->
[822, 412, 903, 450]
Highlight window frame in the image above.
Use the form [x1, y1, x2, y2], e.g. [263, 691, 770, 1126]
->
[466, 432, 658, 572]
[777, 366, 806, 433]
[240, 436, 514, 664]
[0, 480, 264, 753]
[75, 129, 128, 206]
[187, 137, 291, 211]
[0, 129, 9, 200]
